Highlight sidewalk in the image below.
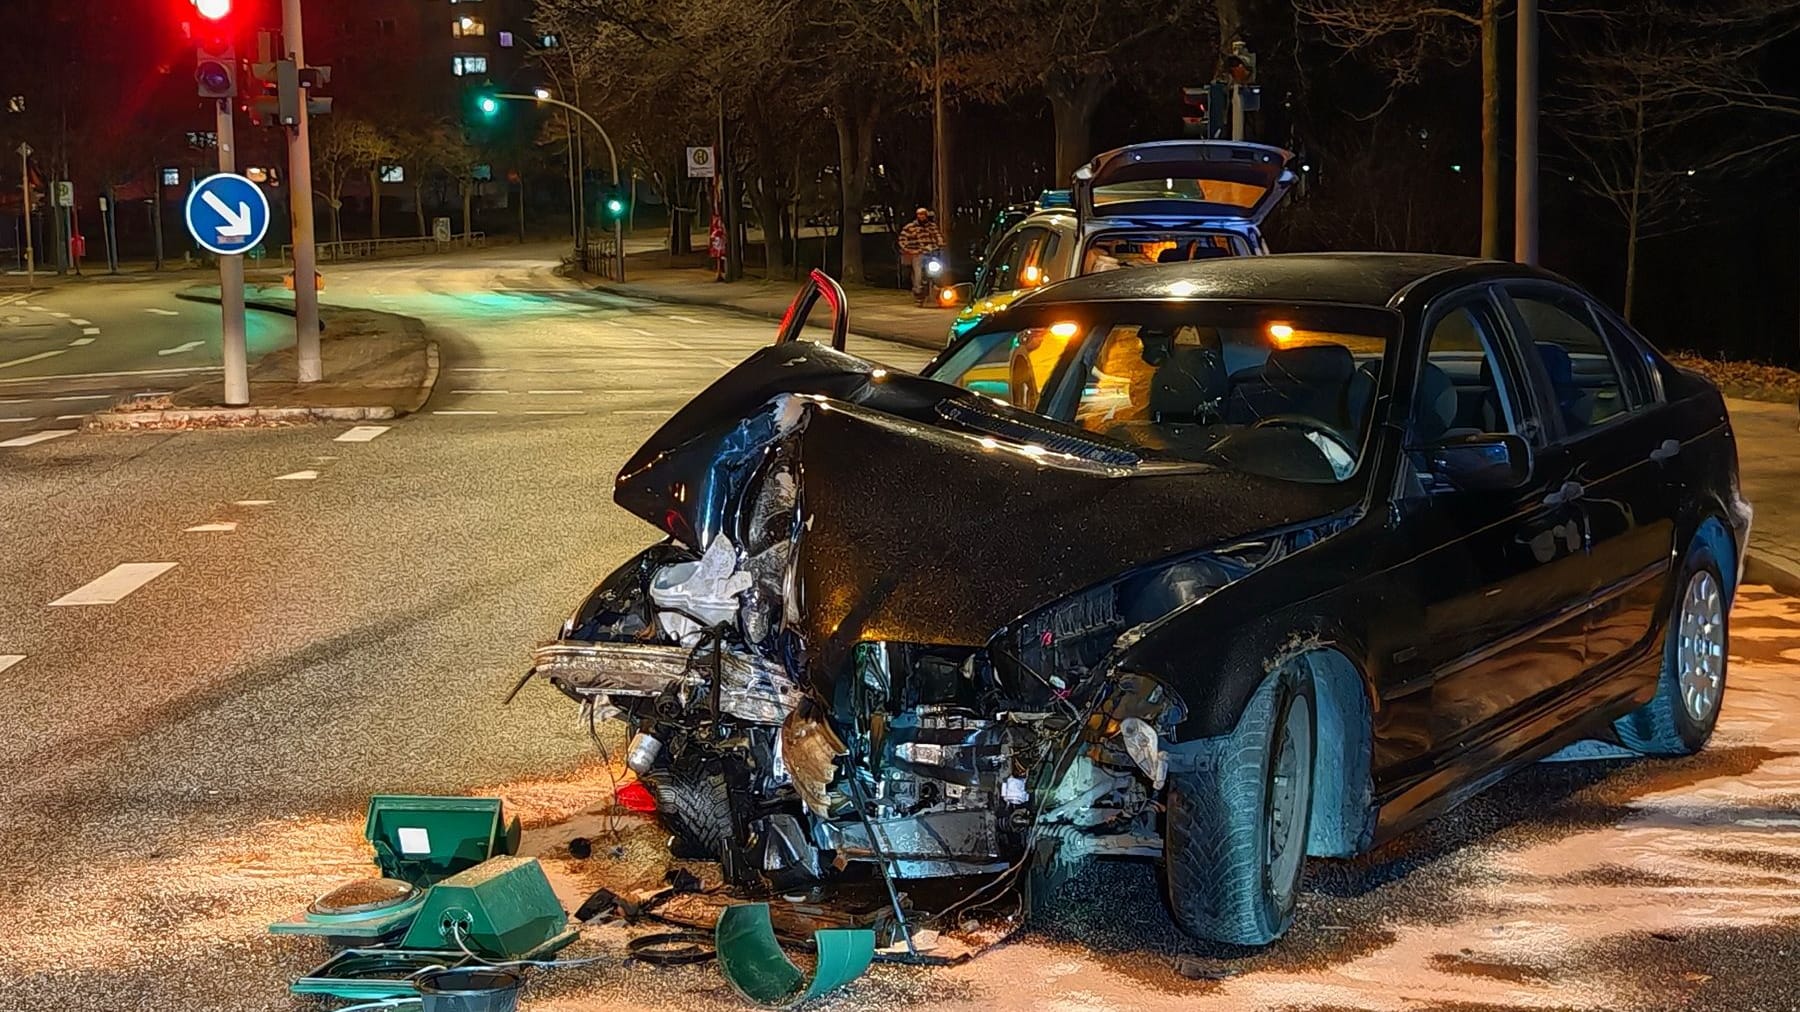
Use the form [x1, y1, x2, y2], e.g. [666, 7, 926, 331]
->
[1728, 398, 1800, 595]
[92, 287, 438, 429]
[581, 265, 957, 350]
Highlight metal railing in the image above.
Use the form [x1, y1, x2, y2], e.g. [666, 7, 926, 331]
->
[579, 236, 624, 281]
[280, 233, 486, 265]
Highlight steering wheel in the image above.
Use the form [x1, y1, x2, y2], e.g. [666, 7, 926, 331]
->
[1250, 413, 1358, 476]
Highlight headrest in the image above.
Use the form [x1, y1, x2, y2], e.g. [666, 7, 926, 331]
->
[1157, 247, 1188, 264]
[1151, 347, 1227, 422]
[1411, 362, 1457, 442]
[1535, 342, 1574, 387]
[1265, 344, 1355, 387]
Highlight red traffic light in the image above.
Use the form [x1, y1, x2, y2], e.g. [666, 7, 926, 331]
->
[193, 0, 231, 20]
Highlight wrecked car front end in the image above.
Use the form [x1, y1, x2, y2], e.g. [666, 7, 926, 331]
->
[525, 337, 1355, 897]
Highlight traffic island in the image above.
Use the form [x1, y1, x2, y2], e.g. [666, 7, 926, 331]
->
[90, 295, 440, 431]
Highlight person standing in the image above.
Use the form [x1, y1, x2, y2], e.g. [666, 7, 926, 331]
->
[897, 207, 946, 306]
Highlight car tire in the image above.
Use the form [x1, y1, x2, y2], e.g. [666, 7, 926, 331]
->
[1614, 547, 1729, 756]
[645, 759, 734, 863]
[1164, 663, 1316, 946]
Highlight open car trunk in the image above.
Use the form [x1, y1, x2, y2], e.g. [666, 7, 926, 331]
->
[1072, 140, 1296, 225]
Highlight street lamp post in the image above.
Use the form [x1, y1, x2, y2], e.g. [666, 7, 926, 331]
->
[16, 142, 33, 291]
[495, 92, 623, 281]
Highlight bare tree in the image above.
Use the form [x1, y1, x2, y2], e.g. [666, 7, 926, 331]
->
[1550, 0, 1800, 319]
[309, 116, 388, 244]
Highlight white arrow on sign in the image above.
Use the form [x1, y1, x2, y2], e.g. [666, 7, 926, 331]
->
[202, 191, 253, 238]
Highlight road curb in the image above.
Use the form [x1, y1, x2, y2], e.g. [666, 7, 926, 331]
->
[411, 341, 441, 413]
[1744, 551, 1800, 599]
[85, 404, 398, 431]
[581, 277, 945, 351]
[174, 288, 326, 329]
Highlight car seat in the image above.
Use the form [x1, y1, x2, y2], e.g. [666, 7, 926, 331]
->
[1534, 342, 1595, 431]
[1226, 344, 1358, 432]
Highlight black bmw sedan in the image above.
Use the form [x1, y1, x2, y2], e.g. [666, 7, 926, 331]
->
[533, 253, 1752, 950]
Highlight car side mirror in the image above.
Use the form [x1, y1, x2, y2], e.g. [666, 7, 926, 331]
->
[943, 282, 974, 307]
[1415, 432, 1530, 492]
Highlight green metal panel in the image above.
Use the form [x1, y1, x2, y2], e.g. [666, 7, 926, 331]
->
[364, 795, 522, 886]
[716, 902, 876, 1008]
[399, 854, 574, 959]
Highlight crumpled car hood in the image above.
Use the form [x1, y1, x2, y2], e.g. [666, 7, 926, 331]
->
[615, 343, 1357, 694]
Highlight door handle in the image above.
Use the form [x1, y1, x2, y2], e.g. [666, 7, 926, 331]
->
[1543, 480, 1585, 508]
[1649, 438, 1680, 464]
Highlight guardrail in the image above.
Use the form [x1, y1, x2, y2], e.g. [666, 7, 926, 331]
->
[280, 233, 487, 265]
[579, 236, 625, 281]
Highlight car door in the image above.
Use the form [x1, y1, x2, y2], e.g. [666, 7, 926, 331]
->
[1498, 284, 1678, 680]
[1376, 288, 1593, 806]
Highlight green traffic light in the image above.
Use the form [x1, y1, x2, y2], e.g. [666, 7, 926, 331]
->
[478, 96, 500, 116]
[606, 198, 625, 215]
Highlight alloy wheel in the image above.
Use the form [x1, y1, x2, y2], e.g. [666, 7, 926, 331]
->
[1677, 569, 1726, 724]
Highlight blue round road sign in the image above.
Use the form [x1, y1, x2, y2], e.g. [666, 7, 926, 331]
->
[185, 172, 271, 257]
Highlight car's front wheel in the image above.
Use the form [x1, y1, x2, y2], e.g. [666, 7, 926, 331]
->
[1164, 663, 1315, 946]
[1615, 548, 1729, 756]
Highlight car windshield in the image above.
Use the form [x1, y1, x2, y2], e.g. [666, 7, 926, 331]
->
[926, 301, 1399, 483]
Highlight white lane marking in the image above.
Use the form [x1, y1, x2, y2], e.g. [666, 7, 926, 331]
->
[0, 429, 75, 447]
[0, 416, 35, 423]
[451, 389, 510, 395]
[49, 562, 178, 606]
[81, 327, 100, 335]
[48, 311, 69, 319]
[145, 308, 180, 316]
[0, 350, 68, 370]
[25, 306, 46, 313]
[433, 410, 498, 416]
[666, 314, 706, 325]
[525, 409, 586, 415]
[0, 655, 22, 675]
[629, 327, 654, 336]
[69, 338, 95, 347]
[70, 318, 91, 326]
[274, 469, 319, 480]
[0, 365, 218, 385]
[526, 389, 584, 395]
[234, 499, 275, 506]
[184, 522, 238, 532]
[0, 398, 24, 404]
[52, 394, 112, 402]
[133, 390, 173, 397]
[450, 367, 507, 373]
[158, 341, 205, 356]
[335, 425, 390, 443]
[55, 414, 86, 420]
[613, 409, 675, 416]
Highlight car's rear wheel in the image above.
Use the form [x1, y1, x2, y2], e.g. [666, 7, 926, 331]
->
[1615, 548, 1729, 756]
[1164, 663, 1315, 946]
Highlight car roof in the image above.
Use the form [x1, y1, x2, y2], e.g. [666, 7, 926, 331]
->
[1008, 252, 1557, 310]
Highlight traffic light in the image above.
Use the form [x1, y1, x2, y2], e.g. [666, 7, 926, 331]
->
[600, 186, 628, 224]
[249, 58, 331, 127]
[1180, 84, 1230, 138]
[477, 93, 501, 118]
[192, 0, 237, 99]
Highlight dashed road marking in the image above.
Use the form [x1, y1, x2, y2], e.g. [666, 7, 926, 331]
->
[0, 416, 35, 423]
[145, 308, 180, 316]
[0, 350, 68, 370]
[451, 389, 510, 395]
[0, 398, 25, 405]
[81, 327, 100, 335]
[70, 318, 91, 326]
[335, 425, 390, 443]
[184, 522, 238, 533]
[55, 414, 86, 420]
[0, 365, 217, 385]
[526, 389, 584, 395]
[433, 410, 498, 416]
[158, 341, 205, 356]
[234, 499, 275, 506]
[52, 394, 112, 402]
[49, 562, 178, 606]
[0, 429, 75, 447]
[668, 315, 706, 325]
[69, 338, 95, 346]
[0, 655, 22, 675]
[24, 306, 46, 313]
[274, 469, 319, 480]
[629, 327, 654, 336]
[47, 311, 69, 318]
[525, 409, 586, 415]
[613, 409, 674, 416]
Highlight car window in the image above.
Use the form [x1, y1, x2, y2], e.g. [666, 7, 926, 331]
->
[1595, 311, 1660, 408]
[1012, 228, 1056, 290]
[1412, 300, 1522, 446]
[929, 324, 1077, 411]
[975, 234, 1023, 298]
[1062, 303, 1397, 482]
[1509, 290, 1629, 435]
[1084, 232, 1239, 273]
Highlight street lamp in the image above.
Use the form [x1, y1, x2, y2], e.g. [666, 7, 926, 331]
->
[490, 91, 626, 280]
[533, 87, 552, 101]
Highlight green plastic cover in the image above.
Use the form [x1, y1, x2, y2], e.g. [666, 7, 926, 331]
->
[364, 795, 522, 886]
[715, 903, 876, 1008]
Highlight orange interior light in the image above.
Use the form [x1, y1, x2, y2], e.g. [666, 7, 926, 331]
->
[1268, 323, 1295, 345]
[1050, 321, 1080, 338]
[1022, 264, 1043, 285]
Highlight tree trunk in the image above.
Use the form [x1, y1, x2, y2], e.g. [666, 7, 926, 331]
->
[369, 167, 382, 240]
[832, 89, 880, 284]
[1215, 0, 1243, 49]
[414, 182, 427, 237]
[1624, 94, 1645, 323]
[462, 183, 473, 243]
[1480, 0, 1502, 258]
[746, 95, 788, 278]
[1046, 69, 1110, 183]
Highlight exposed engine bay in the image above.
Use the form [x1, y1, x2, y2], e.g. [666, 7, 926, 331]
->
[524, 386, 1198, 902]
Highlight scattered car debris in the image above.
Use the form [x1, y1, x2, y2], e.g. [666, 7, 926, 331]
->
[716, 902, 876, 1008]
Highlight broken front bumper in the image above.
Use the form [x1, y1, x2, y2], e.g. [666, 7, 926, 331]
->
[530, 640, 803, 725]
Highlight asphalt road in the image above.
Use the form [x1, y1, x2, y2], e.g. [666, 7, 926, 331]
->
[1, 246, 1795, 1012]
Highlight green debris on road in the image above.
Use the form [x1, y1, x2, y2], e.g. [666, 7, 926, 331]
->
[716, 902, 876, 1008]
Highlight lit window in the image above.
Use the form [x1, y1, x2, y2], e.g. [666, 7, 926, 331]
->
[498, 31, 513, 47]
[540, 33, 561, 48]
[452, 54, 489, 76]
[452, 15, 486, 37]
[472, 164, 493, 182]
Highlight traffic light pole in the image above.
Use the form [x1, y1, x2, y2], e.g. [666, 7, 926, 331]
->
[496, 93, 623, 281]
[215, 99, 250, 405]
[16, 143, 33, 292]
[283, 0, 322, 382]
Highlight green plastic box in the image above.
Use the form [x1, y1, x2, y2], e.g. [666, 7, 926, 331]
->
[365, 795, 522, 886]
